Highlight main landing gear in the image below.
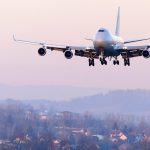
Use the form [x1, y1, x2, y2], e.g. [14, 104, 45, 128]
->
[100, 57, 107, 65]
[88, 57, 131, 66]
[89, 58, 95, 66]
[124, 58, 130, 66]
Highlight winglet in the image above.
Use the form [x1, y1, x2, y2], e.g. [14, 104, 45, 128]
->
[115, 7, 120, 36]
[85, 38, 93, 42]
[12, 35, 46, 45]
[13, 34, 17, 41]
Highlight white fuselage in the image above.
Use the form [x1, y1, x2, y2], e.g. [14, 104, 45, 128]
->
[93, 28, 124, 56]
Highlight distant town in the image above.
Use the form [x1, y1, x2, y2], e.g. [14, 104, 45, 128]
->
[0, 99, 150, 150]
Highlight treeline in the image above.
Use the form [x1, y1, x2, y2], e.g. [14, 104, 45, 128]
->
[0, 100, 150, 149]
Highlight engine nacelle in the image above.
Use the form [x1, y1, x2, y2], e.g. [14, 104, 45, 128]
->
[38, 48, 46, 56]
[142, 50, 150, 58]
[64, 50, 73, 59]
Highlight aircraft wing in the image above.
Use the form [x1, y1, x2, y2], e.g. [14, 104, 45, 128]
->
[121, 45, 150, 58]
[13, 35, 98, 59]
[124, 38, 150, 44]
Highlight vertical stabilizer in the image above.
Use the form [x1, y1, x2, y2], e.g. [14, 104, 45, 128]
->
[115, 7, 120, 36]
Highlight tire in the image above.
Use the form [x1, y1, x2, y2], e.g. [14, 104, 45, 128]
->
[117, 60, 119, 65]
[113, 60, 116, 65]
[92, 59, 95, 66]
[89, 59, 91, 66]
[124, 61, 127, 66]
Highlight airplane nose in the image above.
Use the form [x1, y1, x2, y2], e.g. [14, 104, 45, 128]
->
[94, 39, 105, 47]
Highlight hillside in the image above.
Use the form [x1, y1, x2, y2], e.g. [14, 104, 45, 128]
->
[5, 89, 149, 115]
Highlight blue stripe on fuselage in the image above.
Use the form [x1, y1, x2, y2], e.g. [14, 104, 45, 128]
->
[104, 47, 121, 56]
[95, 45, 121, 57]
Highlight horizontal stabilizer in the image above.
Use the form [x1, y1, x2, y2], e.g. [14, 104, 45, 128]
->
[85, 38, 93, 41]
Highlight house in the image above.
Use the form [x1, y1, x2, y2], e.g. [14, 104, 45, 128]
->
[110, 130, 127, 142]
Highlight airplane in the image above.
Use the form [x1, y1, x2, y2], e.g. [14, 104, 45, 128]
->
[13, 7, 150, 67]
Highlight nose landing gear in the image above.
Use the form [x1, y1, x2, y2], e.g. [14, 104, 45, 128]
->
[113, 60, 119, 65]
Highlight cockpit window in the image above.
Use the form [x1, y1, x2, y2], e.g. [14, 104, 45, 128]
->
[98, 29, 105, 32]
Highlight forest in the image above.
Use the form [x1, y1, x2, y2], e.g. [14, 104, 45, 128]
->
[0, 99, 150, 149]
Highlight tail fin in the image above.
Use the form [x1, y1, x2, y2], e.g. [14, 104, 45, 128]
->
[115, 7, 120, 36]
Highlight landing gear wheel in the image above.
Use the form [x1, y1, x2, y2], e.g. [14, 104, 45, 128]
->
[89, 59, 95, 66]
[113, 60, 119, 65]
[117, 60, 119, 65]
[89, 59, 91, 66]
[104, 60, 107, 65]
[128, 61, 130, 66]
[113, 60, 116, 65]
[124, 58, 130, 66]
[124, 62, 127, 66]
[100, 58, 107, 65]
[92, 59, 95, 66]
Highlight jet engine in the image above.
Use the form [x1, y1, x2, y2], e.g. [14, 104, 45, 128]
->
[38, 48, 46, 56]
[142, 50, 150, 58]
[64, 50, 73, 59]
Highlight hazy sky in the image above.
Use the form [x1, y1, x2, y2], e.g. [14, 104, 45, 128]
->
[0, 0, 150, 89]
